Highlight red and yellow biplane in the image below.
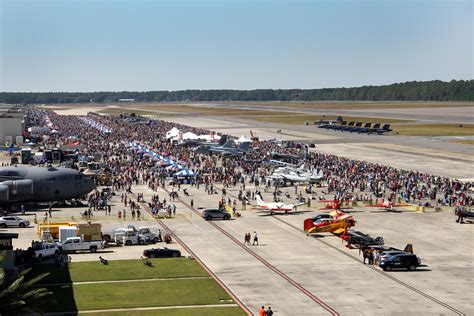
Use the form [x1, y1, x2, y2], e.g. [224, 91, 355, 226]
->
[304, 210, 356, 235]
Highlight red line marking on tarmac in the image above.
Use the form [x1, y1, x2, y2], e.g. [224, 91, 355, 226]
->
[133, 193, 253, 316]
[162, 188, 340, 316]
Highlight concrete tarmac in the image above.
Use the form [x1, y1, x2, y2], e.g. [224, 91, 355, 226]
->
[129, 183, 473, 315]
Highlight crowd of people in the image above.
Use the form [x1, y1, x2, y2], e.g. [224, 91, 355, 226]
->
[31, 108, 472, 214]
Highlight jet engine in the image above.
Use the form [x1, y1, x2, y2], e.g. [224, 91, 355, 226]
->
[0, 184, 8, 202]
[0, 180, 34, 202]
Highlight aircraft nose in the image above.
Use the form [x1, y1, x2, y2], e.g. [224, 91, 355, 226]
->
[84, 176, 96, 193]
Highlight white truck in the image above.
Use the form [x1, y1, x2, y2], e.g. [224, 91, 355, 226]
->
[103, 225, 160, 245]
[121, 229, 149, 246]
[137, 227, 161, 243]
[32, 242, 59, 262]
[57, 237, 104, 253]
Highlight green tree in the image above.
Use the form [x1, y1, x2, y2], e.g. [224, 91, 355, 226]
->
[0, 255, 52, 315]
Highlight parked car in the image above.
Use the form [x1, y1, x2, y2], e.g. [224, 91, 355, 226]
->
[143, 247, 181, 258]
[379, 250, 406, 260]
[0, 216, 30, 228]
[32, 242, 59, 261]
[202, 208, 231, 221]
[379, 253, 421, 271]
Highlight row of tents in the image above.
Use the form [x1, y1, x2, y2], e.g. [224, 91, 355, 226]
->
[128, 141, 196, 177]
[165, 127, 252, 144]
[79, 117, 114, 134]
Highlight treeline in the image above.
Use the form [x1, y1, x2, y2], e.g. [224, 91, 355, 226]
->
[1, 80, 473, 104]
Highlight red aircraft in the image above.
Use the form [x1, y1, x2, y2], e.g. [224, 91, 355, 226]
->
[366, 199, 411, 210]
[319, 200, 352, 210]
[304, 210, 356, 235]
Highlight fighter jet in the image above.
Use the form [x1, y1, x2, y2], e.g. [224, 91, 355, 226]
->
[193, 135, 232, 154]
[201, 141, 251, 156]
[220, 142, 252, 157]
[265, 145, 309, 163]
[0, 166, 96, 206]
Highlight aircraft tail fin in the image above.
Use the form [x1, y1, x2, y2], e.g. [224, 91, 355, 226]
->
[298, 145, 309, 158]
[222, 140, 233, 148]
[404, 244, 413, 253]
[218, 135, 228, 146]
[238, 142, 251, 152]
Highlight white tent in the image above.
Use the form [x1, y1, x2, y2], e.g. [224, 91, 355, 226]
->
[165, 127, 180, 139]
[196, 134, 221, 141]
[176, 169, 196, 177]
[235, 134, 252, 144]
[182, 132, 199, 140]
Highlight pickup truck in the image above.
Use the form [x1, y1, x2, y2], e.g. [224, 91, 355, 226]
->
[138, 227, 161, 243]
[32, 242, 59, 261]
[58, 237, 104, 253]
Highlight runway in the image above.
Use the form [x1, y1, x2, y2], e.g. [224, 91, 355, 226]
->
[163, 114, 474, 180]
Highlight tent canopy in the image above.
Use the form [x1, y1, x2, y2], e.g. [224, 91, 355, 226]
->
[176, 169, 196, 177]
[166, 127, 180, 139]
[235, 134, 252, 144]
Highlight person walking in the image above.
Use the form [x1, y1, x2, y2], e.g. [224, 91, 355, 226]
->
[266, 306, 273, 316]
[253, 231, 259, 246]
[259, 306, 266, 316]
[244, 233, 251, 245]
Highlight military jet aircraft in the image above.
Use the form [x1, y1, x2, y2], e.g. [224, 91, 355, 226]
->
[266, 148, 308, 163]
[192, 135, 229, 154]
[220, 142, 252, 157]
[0, 166, 95, 207]
[194, 136, 252, 156]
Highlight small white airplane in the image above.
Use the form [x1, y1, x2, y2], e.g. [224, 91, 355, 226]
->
[255, 194, 302, 214]
[269, 168, 324, 184]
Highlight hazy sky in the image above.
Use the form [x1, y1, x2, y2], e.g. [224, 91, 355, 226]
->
[1, 0, 472, 92]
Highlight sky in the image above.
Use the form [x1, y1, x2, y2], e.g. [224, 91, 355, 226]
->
[0, 0, 472, 92]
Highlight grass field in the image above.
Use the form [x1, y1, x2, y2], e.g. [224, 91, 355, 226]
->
[246, 114, 410, 125]
[390, 124, 474, 136]
[45, 279, 235, 312]
[85, 307, 246, 316]
[81, 306, 246, 316]
[97, 108, 174, 117]
[30, 259, 245, 315]
[32, 258, 208, 283]
[450, 139, 474, 145]
[209, 101, 474, 110]
[50, 101, 474, 111]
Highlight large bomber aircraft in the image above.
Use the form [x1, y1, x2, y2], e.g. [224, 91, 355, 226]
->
[0, 166, 96, 207]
